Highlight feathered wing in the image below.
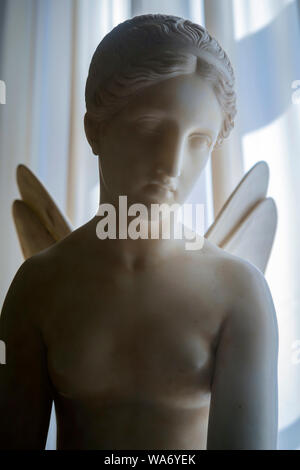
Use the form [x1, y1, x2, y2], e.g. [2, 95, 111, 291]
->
[13, 164, 72, 259]
[12, 162, 277, 272]
[205, 161, 277, 273]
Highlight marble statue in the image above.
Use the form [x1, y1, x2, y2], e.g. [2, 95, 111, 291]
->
[0, 14, 278, 450]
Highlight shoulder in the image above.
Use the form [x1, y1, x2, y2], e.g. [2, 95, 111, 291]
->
[202, 246, 279, 375]
[201, 236, 267, 289]
[0, 257, 41, 336]
[224, 255, 274, 317]
[1, 227, 79, 317]
[1, 234, 76, 333]
[22, 219, 89, 274]
[215, 250, 278, 345]
[2, 257, 38, 308]
[196, 236, 263, 286]
[199, 238, 277, 327]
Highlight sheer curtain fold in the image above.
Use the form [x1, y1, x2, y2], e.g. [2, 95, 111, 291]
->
[0, 0, 43, 306]
[210, 0, 300, 449]
[0, 0, 125, 449]
[0, 0, 118, 308]
[204, 0, 244, 216]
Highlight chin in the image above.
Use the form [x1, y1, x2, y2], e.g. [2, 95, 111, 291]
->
[141, 194, 177, 208]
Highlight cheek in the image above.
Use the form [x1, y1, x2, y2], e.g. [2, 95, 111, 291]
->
[100, 135, 153, 191]
[177, 151, 210, 199]
[185, 148, 210, 178]
[107, 124, 154, 165]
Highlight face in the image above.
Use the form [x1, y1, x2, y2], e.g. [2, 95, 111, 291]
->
[97, 73, 223, 208]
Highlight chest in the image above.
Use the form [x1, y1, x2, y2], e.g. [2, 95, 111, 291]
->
[45, 265, 223, 408]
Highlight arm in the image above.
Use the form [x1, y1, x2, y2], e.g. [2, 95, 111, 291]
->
[0, 258, 53, 449]
[207, 261, 278, 450]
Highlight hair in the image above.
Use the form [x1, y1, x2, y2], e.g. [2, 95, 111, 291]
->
[85, 14, 237, 150]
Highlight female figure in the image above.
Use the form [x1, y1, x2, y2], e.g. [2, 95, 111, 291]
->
[0, 14, 278, 450]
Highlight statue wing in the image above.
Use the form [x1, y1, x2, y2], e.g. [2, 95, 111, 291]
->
[205, 161, 277, 273]
[13, 199, 57, 259]
[12, 162, 277, 272]
[13, 164, 72, 259]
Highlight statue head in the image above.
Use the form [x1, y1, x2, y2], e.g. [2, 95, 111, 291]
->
[84, 14, 237, 207]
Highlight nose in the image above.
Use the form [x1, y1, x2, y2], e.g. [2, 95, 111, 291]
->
[155, 128, 184, 179]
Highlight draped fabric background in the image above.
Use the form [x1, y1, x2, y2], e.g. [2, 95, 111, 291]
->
[207, 0, 300, 450]
[0, 0, 299, 450]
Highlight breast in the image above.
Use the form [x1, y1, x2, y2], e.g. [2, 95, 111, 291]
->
[47, 305, 214, 410]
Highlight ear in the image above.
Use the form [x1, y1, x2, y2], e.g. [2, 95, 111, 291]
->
[84, 113, 101, 156]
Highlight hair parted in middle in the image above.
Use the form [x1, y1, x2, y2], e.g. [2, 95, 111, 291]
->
[85, 14, 237, 151]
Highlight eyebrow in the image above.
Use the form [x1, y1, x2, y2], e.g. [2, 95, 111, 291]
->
[128, 108, 166, 120]
[128, 109, 215, 139]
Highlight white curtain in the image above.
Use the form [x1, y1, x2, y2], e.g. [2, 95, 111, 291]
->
[128, 0, 300, 450]
[0, 0, 134, 309]
[0, 0, 131, 449]
[233, 0, 300, 450]
[205, 0, 300, 450]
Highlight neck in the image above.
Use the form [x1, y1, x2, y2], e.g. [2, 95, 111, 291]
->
[94, 191, 185, 271]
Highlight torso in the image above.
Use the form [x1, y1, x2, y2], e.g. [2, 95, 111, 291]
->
[31, 218, 233, 449]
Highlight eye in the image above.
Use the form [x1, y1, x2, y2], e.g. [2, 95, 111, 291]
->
[188, 134, 212, 150]
[134, 117, 161, 136]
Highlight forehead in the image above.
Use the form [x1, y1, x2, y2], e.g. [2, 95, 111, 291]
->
[119, 73, 223, 133]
